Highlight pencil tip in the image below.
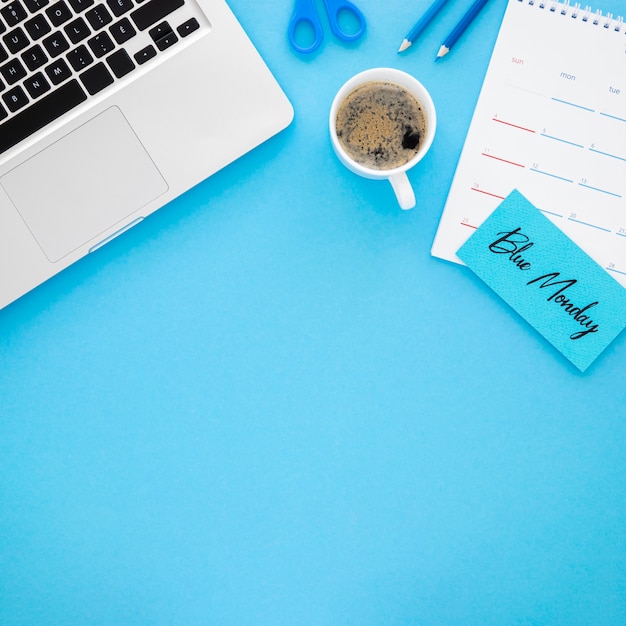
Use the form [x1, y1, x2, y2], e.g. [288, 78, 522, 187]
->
[436, 45, 449, 58]
[398, 39, 411, 53]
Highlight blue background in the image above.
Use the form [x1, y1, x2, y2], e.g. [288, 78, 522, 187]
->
[2, 0, 626, 624]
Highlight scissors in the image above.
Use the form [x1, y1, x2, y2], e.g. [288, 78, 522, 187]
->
[288, 0, 366, 54]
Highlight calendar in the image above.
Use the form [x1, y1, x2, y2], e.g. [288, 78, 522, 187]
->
[432, 0, 626, 287]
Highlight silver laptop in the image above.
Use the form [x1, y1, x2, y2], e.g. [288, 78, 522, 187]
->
[0, 0, 293, 309]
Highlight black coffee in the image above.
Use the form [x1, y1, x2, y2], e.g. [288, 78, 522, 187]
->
[335, 81, 427, 170]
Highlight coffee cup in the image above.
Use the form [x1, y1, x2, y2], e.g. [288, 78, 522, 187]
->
[329, 68, 436, 210]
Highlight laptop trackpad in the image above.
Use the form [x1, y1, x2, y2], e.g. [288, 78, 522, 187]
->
[1, 106, 168, 263]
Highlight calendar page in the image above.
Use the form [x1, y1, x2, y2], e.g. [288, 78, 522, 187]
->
[432, 0, 626, 287]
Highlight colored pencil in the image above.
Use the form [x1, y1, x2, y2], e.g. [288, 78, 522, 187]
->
[398, 0, 451, 52]
[436, 0, 490, 58]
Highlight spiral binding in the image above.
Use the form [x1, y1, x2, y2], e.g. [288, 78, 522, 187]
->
[517, 0, 625, 31]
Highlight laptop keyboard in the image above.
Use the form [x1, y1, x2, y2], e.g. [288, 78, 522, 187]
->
[0, 0, 202, 154]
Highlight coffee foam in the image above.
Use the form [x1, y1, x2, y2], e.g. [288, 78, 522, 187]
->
[335, 81, 427, 170]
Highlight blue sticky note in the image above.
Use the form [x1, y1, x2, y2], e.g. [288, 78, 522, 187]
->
[457, 190, 626, 372]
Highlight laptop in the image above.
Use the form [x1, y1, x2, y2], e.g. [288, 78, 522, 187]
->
[0, 0, 293, 309]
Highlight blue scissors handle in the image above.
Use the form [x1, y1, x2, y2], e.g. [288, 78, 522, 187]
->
[322, 0, 366, 43]
[288, 0, 366, 54]
[288, 0, 325, 54]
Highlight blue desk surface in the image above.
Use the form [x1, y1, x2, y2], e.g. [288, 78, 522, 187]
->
[2, 1, 626, 624]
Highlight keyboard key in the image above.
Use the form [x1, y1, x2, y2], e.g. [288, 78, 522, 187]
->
[42, 30, 69, 56]
[87, 29, 112, 56]
[85, 3, 111, 29]
[21, 43, 47, 69]
[106, 46, 132, 77]
[0, 103, 7, 121]
[24, 13, 52, 39]
[0, 56, 26, 83]
[79, 60, 111, 93]
[24, 0, 49, 12]
[0, 79, 86, 153]
[46, 0, 72, 26]
[23, 70, 50, 97]
[66, 42, 92, 69]
[0, 22, 5, 37]
[130, 0, 182, 31]
[1, 2, 28, 27]
[0, 42, 7, 62]
[64, 15, 90, 42]
[106, 0, 131, 17]
[133, 43, 154, 64]
[44, 55, 70, 83]
[109, 16, 134, 43]
[154, 29, 175, 50]
[68, 0, 93, 12]
[147, 19, 168, 39]
[3, 27, 30, 53]
[176, 17, 197, 37]
[2, 84, 28, 111]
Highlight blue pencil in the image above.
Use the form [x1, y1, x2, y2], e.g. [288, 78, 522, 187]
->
[436, 0, 490, 58]
[398, 0, 451, 52]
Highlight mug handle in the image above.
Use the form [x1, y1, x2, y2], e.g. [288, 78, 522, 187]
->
[389, 172, 416, 210]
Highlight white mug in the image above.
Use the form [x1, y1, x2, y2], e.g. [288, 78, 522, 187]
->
[329, 68, 437, 210]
